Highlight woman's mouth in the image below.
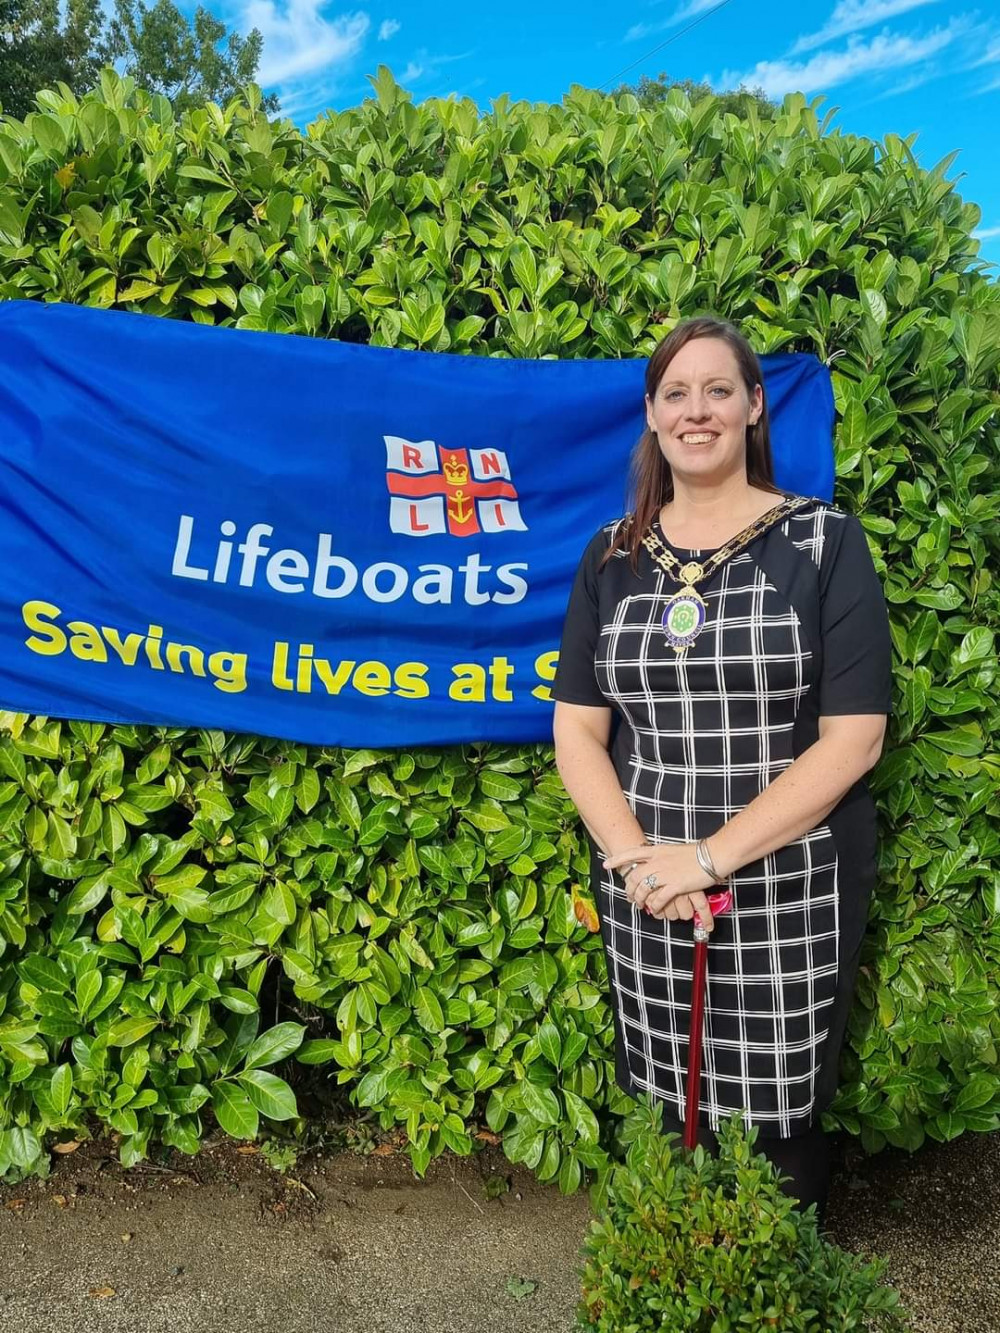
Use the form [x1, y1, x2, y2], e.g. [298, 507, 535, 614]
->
[679, 433, 718, 445]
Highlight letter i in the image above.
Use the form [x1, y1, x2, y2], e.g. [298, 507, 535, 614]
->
[145, 624, 164, 669]
[214, 521, 237, 582]
[296, 644, 313, 693]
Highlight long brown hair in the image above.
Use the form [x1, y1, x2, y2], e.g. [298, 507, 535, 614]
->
[604, 317, 782, 569]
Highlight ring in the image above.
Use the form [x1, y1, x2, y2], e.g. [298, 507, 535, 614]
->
[643, 873, 658, 890]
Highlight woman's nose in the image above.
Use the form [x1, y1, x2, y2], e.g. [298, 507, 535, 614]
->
[685, 395, 712, 421]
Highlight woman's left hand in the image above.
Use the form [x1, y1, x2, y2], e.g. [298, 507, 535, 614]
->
[603, 842, 716, 919]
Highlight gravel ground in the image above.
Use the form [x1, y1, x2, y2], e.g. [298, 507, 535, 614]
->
[0, 1126, 997, 1333]
[826, 1128, 1000, 1333]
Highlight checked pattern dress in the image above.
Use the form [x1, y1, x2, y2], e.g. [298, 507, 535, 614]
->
[553, 498, 893, 1138]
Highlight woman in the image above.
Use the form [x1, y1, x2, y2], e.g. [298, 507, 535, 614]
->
[552, 316, 892, 1220]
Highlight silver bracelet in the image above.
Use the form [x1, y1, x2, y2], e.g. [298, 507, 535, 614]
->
[695, 838, 726, 884]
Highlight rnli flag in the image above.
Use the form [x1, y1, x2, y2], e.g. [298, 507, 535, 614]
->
[386, 438, 527, 537]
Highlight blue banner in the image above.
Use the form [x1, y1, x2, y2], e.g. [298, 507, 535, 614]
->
[0, 301, 834, 746]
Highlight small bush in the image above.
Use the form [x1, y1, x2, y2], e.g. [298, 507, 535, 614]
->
[576, 1095, 908, 1333]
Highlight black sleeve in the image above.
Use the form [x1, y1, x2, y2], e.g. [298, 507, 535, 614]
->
[551, 527, 611, 708]
[818, 513, 893, 716]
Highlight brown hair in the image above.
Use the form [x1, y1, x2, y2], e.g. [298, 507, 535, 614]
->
[604, 316, 782, 569]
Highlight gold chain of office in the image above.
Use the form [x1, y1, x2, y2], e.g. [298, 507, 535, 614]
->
[641, 494, 813, 652]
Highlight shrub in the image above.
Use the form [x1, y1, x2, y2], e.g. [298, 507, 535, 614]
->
[0, 68, 998, 1182]
[576, 1095, 909, 1333]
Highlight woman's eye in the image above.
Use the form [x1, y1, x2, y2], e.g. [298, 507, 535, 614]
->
[661, 386, 731, 401]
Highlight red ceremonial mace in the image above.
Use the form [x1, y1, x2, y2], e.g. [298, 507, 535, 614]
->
[683, 887, 734, 1150]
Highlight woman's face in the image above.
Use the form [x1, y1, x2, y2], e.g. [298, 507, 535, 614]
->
[645, 337, 763, 488]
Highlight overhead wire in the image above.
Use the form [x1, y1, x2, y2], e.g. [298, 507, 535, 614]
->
[597, 0, 737, 91]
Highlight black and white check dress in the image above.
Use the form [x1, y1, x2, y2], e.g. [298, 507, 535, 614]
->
[553, 498, 893, 1138]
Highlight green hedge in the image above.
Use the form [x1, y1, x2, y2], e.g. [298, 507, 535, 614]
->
[0, 67, 998, 1185]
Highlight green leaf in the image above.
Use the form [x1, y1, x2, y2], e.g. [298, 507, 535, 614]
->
[237, 1069, 298, 1121]
[50, 1062, 74, 1116]
[119, 280, 162, 303]
[479, 771, 522, 801]
[263, 880, 296, 925]
[212, 1082, 259, 1139]
[562, 1088, 599, 1143]
[343, 750, 380, 776]
[31, 113, 68, 158]
[178, 162, 231, 187]
[560, 1030, 588, 1070]
[266, 190, 294, 237]
[197, 788, 234, 822]
[296, 1039, 342, 1065]
[509, 241, 538, 296]
[953, 309, 997, 378]
[75, 969, 103, 1017]
[0, 197, 25, 244]
[0, 739, 27, 785]
[955, 1073, 998, 1113]
[268, 787, 295, 828]
[557, 1151, 582, 1194]
[5, 1126, 42, 1169]
[414, 986, 445, 1033]
[218, 987, 258, 1014]
[154, 865, 208, 894]
[859, 287, 887, 328]
[922, 725, 983, 756]
[242, 1021, 305, 1071]
[903, 667, 930, 728]
[169, 887, 213, 923]
[927, 1110, 965, 1142]
[217, 1013, 259, 1076]
[839, 400, 867, 453]
[537, 1020, 562, 1069]
[952, 628, 994, 672]
[297, 768, 321, 813]
[107, 1017, 159, 1047]
[355, 1067, 391, 1106]
[17, 955, 69, 992]
[520, 1080, 560, 1127]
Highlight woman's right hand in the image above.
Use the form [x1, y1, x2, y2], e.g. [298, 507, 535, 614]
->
[647, 890, 713, 928]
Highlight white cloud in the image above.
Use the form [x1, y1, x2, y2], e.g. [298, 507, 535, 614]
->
[623, 0, 721, 42]
[972, 35, 1000, 65]
[876, 67, 939, 96]
[791, 0, 939, 54]
[973, 226, 1000, 239]
[672, 0, 724, 18]
[624, 22, 657, 42]
[242, 0, 369, 86]
[378, 17, 400, 40]
[275, 79, 345, 119]
[719, 22, 962, 98]
[394, 49, 473, 89]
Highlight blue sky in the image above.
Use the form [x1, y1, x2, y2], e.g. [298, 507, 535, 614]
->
[215, 0, 999, 270]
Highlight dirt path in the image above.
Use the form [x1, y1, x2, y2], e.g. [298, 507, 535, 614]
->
[1, 1129, 997, 1333]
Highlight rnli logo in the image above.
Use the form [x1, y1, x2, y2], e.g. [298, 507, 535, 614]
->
[384, 436, 527, 537]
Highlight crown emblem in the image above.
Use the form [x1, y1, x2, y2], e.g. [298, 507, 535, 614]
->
[443, 452, 469, 485]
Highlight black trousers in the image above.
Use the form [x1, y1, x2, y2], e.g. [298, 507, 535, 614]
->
[659, 1110, 831, 1222]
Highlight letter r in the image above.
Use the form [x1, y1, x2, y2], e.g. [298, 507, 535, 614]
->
[402, 445, 423, 469]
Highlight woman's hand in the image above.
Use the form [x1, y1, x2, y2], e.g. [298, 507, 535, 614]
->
[603, 842, 718, 929]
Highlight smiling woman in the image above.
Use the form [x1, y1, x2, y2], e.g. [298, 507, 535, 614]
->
[645, 340, 766, 495]
[551, 315, 893, 1223]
